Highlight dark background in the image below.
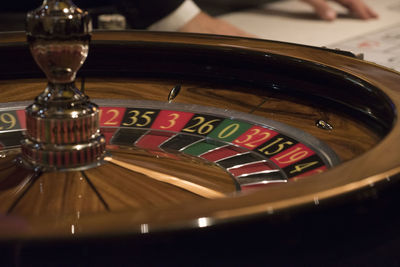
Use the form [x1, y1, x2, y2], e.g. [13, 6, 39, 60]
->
[0, 0, 277, 31]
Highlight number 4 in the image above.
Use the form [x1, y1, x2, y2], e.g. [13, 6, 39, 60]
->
[289, 161, 318, 174]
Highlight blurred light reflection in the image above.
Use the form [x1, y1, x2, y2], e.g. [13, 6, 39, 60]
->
[197, 217, 211, 228]
[140, 224, 149, 234]
[104, 157, 225, 199]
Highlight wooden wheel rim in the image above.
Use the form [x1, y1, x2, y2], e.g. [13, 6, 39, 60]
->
[0, 31, 399, 240]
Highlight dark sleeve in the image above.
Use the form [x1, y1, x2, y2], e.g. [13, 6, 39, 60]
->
[116, 0, 185, 29]
[2, 0, 42, 12]
[1, 0, 185, 30]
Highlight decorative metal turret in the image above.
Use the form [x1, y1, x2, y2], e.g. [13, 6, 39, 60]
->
[21, 0, 106, 171]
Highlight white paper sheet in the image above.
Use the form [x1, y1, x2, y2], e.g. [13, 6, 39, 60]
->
[220, 0, 400, 70]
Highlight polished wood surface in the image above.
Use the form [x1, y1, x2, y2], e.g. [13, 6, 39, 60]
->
[10, 171, 107, 218]
[0, 149, 36, 214]
[83, 149, 235, 211]
[0, 77, 380, 161]
[0, 31, 399, 240]
[0, 148, 235, 219]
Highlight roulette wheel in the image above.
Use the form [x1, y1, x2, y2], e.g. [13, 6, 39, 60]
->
[1, 1, 400, 265]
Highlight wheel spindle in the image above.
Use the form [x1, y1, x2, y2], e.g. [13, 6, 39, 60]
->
[21, 0, 106, 171]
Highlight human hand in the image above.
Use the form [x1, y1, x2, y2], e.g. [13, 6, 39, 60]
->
[301, 0, 378, 20]
[178, 12, 255, 37]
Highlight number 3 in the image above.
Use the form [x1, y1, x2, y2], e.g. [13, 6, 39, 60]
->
[160, 113, 180, 129]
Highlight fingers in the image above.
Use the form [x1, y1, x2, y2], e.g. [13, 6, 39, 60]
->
[179, 12, 256, 38]
[336, 0, 378, 19]
[301, 0, 378, 21]
[301, 0, 337, 20]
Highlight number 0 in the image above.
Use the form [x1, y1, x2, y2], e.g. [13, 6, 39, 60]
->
[218, 123, 239, 139]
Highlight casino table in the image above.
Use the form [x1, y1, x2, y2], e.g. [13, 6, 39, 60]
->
[1, 30, 400, 265]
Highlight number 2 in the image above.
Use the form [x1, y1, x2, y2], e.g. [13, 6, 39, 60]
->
[100, 109, 120, 126]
